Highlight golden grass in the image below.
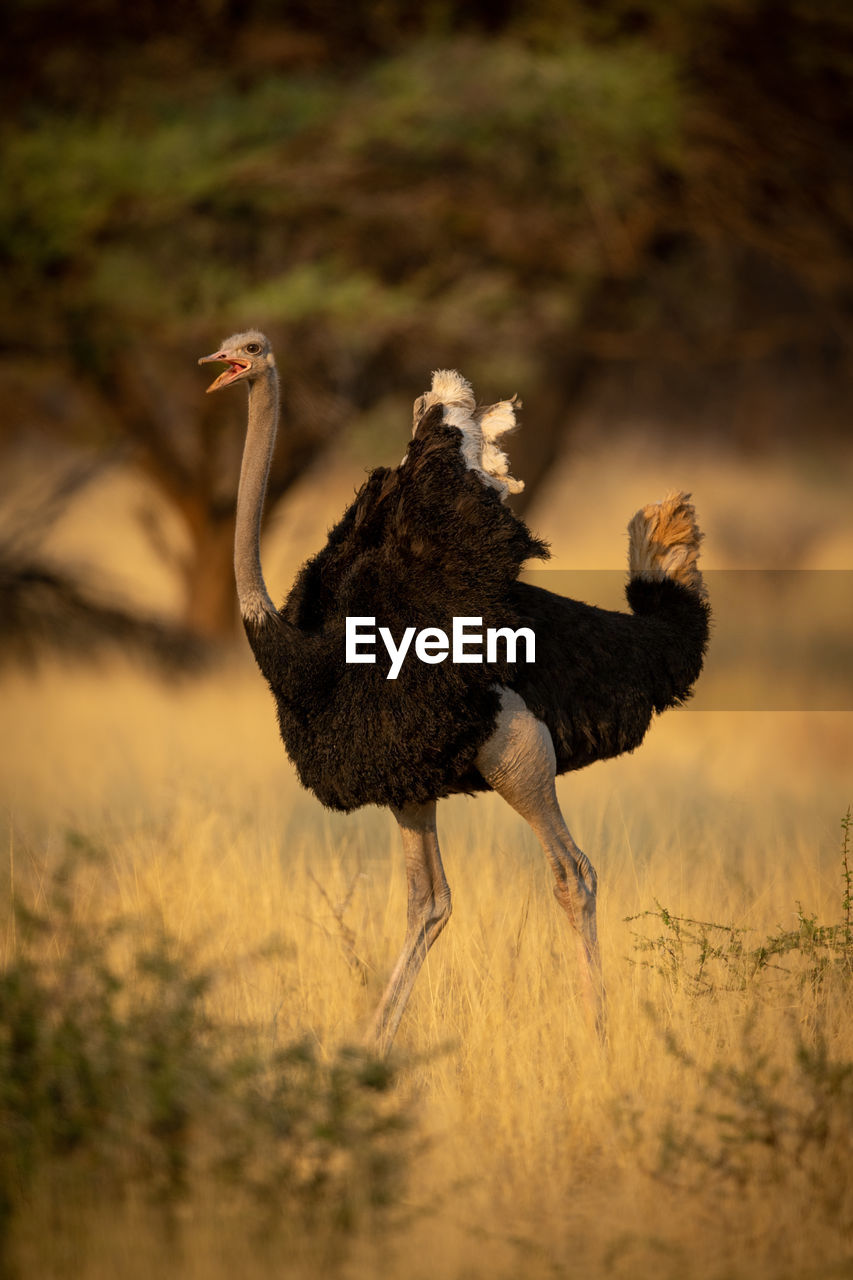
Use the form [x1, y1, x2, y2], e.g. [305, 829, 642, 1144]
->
[1, 653, 851, 1279]
[2, 435, 852, 1277]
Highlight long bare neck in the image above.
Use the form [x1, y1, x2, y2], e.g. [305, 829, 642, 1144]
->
[235, 364, 279, 623]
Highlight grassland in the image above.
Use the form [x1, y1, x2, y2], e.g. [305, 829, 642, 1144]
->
[1, 437, 851, 1278]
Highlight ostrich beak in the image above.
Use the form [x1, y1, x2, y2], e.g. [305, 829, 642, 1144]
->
[198, 350, 249, 393]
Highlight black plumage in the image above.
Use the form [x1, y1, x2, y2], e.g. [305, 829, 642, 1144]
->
[510, 577, 709, 774]
[245, 404, 709, 812]
[199, 331, 710, 1048]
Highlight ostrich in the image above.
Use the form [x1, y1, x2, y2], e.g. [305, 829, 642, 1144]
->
[199, 331, 710, 1050]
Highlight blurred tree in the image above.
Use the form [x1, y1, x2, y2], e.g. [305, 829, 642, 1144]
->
[2, 0, 851, 640]
[0, 35, 680, 635]
[0, 85, 352, 636]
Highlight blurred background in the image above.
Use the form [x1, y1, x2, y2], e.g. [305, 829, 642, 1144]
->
[1, 0, 852, 699]
[1, 10, 852, 1274]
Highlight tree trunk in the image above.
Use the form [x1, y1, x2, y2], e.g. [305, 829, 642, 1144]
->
[180, 510, 239, 641]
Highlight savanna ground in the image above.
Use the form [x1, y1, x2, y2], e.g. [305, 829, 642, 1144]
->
[1, 432, 852, 1279]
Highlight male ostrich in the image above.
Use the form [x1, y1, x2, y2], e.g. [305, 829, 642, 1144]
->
[200, 331, 709, 1049]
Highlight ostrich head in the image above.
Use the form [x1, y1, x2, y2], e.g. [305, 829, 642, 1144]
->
[198, 330, 274, 393]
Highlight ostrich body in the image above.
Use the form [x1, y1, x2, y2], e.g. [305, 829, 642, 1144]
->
[200, 331, 710, 1049]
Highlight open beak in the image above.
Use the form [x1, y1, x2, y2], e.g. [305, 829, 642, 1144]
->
[198, 350, 249, 393]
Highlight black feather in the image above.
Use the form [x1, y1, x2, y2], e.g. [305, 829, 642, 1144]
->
[244, 407, 709, 811]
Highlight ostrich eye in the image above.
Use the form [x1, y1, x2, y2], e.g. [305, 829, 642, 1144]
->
[245, 342, 261, 355]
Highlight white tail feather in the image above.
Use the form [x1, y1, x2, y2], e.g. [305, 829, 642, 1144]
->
[628, 490, 707, 599]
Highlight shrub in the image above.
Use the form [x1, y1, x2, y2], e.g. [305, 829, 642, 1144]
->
[626, 808, 853, 997]
[0, 839, 410, 1271]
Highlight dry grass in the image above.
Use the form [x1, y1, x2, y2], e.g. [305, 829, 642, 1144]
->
[1, 436, 852, 1278]
[1, 656, 851, 1279]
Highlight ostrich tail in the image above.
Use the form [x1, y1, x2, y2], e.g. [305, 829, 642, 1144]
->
[413, 370, 524, 500]
[627, 490, 707, 600]
[626, 491, 710, 708]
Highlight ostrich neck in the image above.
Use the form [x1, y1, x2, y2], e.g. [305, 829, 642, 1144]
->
[234, 366, 280, 623]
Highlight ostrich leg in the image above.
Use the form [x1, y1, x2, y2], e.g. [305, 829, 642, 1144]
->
[368, 801, 452, 1052]
[476, 689, 605, 1036]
